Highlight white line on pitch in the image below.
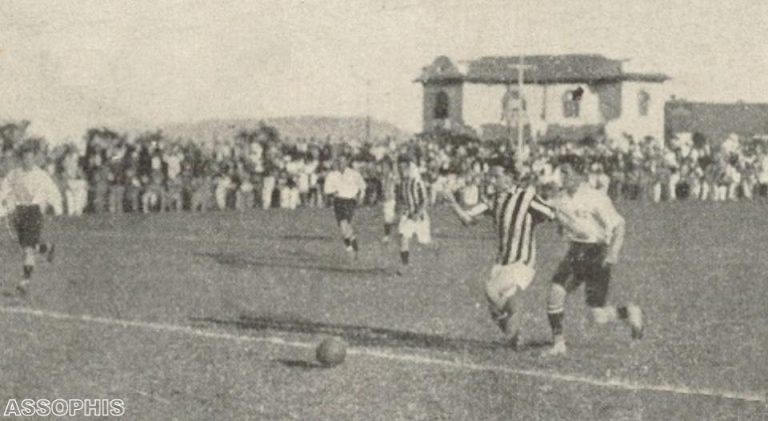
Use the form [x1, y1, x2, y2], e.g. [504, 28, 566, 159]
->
[0, 305, 764, 404]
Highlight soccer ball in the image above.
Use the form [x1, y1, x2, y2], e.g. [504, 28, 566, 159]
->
[316, 337, 347, 367]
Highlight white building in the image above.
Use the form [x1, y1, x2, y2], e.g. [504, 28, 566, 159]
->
[417, 55, 669, 145]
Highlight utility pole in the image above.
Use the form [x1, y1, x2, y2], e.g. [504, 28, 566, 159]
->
[516, 54, 525, 171]
[504, 55, 533, 173]
[365, 79, 371, 143]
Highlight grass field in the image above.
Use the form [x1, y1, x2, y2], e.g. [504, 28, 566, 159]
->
[0, 201, 766, 420]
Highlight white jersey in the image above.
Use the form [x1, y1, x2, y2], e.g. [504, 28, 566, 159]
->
[324, 168, 366, 200]
[588, 173, 610, 194]
[556, 184, 623, 244]
[0, 167, 63, 215]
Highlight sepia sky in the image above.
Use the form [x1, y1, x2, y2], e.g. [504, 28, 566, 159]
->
[1, 0, 767, 141]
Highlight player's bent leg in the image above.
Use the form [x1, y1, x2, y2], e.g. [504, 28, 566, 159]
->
[587, 304, 643, 339]
[415, 216, 434, 248]
[488, 294, 521, 350]
[543, 252, 576, 355]
[585, 268, 614, 325]
[584, 267, 644, 339]
[487, 299, 517, 347]
[17, 247, 35, 295]
[396, 217, 414, 275]
[382, 200, 396, 242]
[485, 264, 534, 349]
[22, 247, 35, 277]
[543, 282, 568, 357]
[627, 304, 644, 339]
[338, 220, 354, 253]
[396, 231, 411, 276]
[339, 217, 359, 259]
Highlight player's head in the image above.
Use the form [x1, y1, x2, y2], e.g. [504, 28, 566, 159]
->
[489, 164, 515, 191]
[560, 158, 587, 194]
[336, 154, 349, 170]
[17, 139, 40, 170]
[397, 155, 411, 177]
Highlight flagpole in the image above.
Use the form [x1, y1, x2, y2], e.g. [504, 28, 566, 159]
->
[517, 53, 525, 172]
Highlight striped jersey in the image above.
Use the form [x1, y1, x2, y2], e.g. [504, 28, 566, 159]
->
[468, 185, 555, 266]
[381, 171, 399, 201]
[399, 176, 428, 216]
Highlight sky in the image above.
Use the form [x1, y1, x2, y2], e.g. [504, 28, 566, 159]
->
[0, 0, 767, 142]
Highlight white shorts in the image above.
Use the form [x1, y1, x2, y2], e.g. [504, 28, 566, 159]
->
[382, 200, 396, 224]
[398, 213, 431, 244]
[485, 263, 535, 310]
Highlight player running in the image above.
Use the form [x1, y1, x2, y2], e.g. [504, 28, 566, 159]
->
[443, 164, 568, 348]
[543, 160, 643, 357]
[380, 158, 399, 243]
[0, 140, 62, 296]
[395, 157, 432, 275]
[323, 155, 366, 259]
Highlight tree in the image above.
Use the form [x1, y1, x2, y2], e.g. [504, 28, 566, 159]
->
[85, 127, 123, 149]
[235, 122, 281, 146]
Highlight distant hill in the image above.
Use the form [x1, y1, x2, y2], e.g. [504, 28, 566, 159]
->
[154, 116, 412, 143]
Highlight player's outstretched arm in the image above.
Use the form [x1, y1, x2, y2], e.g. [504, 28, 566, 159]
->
[41, 173, 64, 216]
[594, 195, 625, 266]
[604, 216, 625, 266]
[442, 190, 484, 226]
[356, 172, 367, 205]
[553, 207, 581, 233]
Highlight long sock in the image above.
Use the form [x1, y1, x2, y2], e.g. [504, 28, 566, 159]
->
[351, 238, 359, 252]
[547, 311, 564, 337]
[400, 251, 409, 265]
[23, 265, 33, 280]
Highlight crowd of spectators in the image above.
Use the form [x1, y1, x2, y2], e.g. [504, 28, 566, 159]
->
[3, 121, 768, 216]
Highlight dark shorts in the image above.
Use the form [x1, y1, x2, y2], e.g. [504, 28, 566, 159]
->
[333, 198, 357, 225]
[551, 242, 610, 307]
[12, 205, 43, 248]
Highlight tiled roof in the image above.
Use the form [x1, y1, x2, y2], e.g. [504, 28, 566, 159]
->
[417, 55, 669, 84]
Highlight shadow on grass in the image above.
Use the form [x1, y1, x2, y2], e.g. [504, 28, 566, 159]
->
[281, 234, 333, 241]
[190, 312, 546, 353]
[275, 359, 326, 370]
[196, 252, 389, 275]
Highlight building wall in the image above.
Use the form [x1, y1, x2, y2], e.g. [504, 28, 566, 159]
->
[605, 81, 666, 143]
[594, 82, 622, 121]
[422, 83, 463, 131]
[462, 82, 611, 139]
[424, 77, 667, 142]
[455, 80, 665, 142]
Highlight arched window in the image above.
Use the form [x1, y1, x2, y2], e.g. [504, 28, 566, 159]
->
[434, 91, 450, 119]
[562, 90, 580, 118]
[638, 90, 650, 116]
